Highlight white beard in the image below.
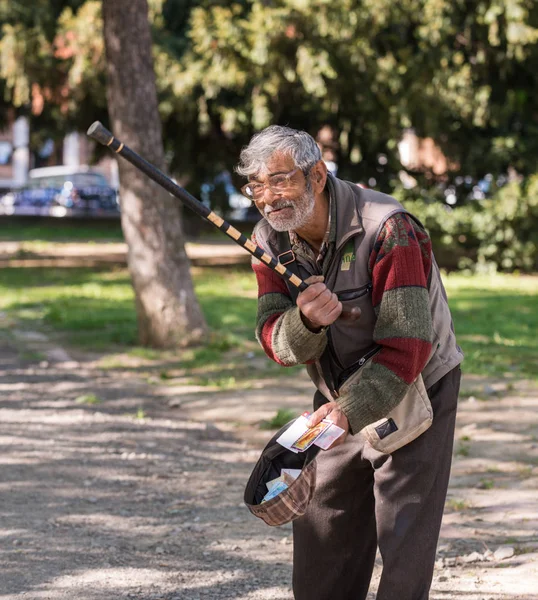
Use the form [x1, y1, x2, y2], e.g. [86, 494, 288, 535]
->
[263, 187, 316, 232]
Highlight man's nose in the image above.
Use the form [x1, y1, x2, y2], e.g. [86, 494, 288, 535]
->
[261, 187, 281, 205]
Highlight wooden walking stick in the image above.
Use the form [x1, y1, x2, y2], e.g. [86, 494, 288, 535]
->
[87, 121, 307, 292]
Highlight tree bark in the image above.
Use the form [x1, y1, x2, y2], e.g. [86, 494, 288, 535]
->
[101, 0, 207, 348]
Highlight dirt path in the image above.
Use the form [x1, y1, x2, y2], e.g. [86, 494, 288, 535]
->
[1, 324, 537, 599]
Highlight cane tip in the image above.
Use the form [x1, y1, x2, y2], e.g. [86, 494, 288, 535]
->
[87, 122, 114, 146]
[87, 121, 101, 136]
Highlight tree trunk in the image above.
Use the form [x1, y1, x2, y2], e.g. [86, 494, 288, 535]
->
[101, 0, 207, 348]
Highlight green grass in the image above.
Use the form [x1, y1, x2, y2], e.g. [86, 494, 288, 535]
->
[193, 268, 257, 339]
[259, 408, 298, 430]
[443, 273, 538, 379]
[0, 218, 253, 244]
[0, 266, 260, 357]
[0, 219, 124, 242]
[75, 393, 102, 405]
[0, 266, 537, 380]
[18, 349, 46, 362]
[455, 441, 471, 457]
[445, 498, 473, 511]
[0, 268, 138, 348]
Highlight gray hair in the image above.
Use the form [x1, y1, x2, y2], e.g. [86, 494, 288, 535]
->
[236, 125, 321, 178]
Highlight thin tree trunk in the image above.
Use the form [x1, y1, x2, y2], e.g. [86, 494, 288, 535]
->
[101, 0, 207, 347]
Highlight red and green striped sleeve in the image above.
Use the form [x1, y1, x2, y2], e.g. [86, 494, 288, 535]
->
[251, 233, 327, 366]
[336, 213, 434, 434]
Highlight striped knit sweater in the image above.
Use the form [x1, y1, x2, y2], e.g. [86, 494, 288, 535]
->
[252, 212, 434, 434]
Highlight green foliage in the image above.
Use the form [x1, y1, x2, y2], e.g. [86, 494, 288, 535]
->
[396, 194, 478, 270]
[2, 0, 538, 191]
[0, 0, 103, 147]
[398, 173, 538, 272]
[472, 175, 538, 271]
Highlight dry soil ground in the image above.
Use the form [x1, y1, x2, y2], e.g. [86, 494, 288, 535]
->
[1, 320, 538, 600]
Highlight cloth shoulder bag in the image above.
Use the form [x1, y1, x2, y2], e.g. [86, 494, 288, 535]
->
[338, 349, 433, 454]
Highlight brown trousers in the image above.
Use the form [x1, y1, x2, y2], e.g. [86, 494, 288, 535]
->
[292, 366, 461, 600]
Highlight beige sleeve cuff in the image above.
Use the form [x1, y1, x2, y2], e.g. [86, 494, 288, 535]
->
[271, 306, 328, 366]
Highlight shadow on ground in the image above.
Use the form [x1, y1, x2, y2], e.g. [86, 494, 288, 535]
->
[1, 333, 537, 599]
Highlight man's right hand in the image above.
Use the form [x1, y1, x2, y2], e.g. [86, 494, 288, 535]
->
[297, 275, 343, 332]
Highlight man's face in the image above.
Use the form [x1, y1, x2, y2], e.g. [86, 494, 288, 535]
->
[251, 153, 316, 232]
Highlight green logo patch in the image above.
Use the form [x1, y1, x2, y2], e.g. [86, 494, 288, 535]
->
[340, 241, 356, 271]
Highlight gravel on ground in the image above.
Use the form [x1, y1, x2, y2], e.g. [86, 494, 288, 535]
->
[1, 321, 537, 599]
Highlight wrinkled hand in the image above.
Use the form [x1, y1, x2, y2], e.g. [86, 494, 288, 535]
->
[297, 275, 343, 332]
[307, 401, 349, 449]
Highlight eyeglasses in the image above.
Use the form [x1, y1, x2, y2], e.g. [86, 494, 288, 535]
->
[240, 168, 302, 201]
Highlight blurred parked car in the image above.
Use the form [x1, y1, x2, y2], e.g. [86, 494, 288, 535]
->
[0, 166, 119, 218]
[200, 170, 261, 222]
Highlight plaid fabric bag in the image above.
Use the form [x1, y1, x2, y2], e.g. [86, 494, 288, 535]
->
[244, 421, 320, 527]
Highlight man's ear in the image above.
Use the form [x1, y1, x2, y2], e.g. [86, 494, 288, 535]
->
[311, 160, 328, 194]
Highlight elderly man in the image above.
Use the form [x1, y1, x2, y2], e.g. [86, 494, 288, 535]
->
[237, 125, 463, 600]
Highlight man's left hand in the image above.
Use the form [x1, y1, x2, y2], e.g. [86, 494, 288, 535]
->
[307, 401, 349, 449]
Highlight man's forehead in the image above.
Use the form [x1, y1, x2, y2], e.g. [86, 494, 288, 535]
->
[253, 151, 296, 178]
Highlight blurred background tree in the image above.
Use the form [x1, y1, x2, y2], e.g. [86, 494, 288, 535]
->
[0, 0, 102, 150]
[1, 0, 537, 271]
[2, 0, 536, 184]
